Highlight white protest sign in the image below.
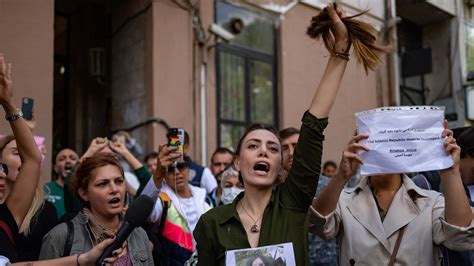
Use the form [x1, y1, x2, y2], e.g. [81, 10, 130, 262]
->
[355, 106, 453, 176]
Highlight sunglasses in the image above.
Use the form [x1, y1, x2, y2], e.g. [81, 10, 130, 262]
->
[167, 161, 188, 173]
[0, 163, 8, 175]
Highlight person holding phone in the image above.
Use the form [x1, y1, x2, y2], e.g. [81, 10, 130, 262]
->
[140, 141, 212, 266]
[20, 97, 33, 121]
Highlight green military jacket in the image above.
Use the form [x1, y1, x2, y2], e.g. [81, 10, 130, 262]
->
[194, 111, 328, 266]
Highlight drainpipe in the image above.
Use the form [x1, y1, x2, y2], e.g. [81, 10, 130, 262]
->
[386, 0, 400, 106]
[200, 63, 207, 165]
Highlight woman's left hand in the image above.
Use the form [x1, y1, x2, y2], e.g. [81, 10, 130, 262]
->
[327, 3, 350, 53]
[441, 121, 460, 170]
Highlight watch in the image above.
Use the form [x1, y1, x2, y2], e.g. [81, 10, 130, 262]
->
[5, 110, 23, 121]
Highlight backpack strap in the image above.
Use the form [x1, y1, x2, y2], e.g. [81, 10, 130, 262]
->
[63, 220, 74, 257]
[157, 192, 171, 235]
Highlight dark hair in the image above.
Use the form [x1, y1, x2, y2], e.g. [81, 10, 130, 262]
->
[235, 124, 280, 156]
[323, 160, 337, 170]
[457, 126, 474, 158]
[54, 147, 77, 161]
[69, 154, 124, 207]
[306, 3, 389, 74]
[144, 152, 158, 163]
[279, 127, 300, 141]
[245, 254, 274, 266]
[211, 147, 234, 163]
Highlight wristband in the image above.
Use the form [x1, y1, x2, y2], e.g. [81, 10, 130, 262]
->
[333, 52, 350, 61]
[5, 110, 23, 122]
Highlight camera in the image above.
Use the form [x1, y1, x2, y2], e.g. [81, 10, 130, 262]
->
[209, 23, 235, 42]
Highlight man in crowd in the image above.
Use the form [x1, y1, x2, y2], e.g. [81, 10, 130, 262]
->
[279, 127, 299, 183]
[322, 160, 338, 179]
[44, 148, 79, 219]
[458, 127, 474, 206]
[209, 147, 234, 206]
[183, 131, 217, 194]
[210, 147, 234, 181]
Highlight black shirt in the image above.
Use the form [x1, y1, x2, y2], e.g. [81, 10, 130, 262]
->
[16, 201, 58, 261]
[0, 203, 19, 262]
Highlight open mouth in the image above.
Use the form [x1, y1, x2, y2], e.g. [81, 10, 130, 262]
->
[109, 197, 121, 204]
[254, 162, 270, 173]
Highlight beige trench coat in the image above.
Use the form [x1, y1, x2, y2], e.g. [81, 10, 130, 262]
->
[308, 175, 474, 266]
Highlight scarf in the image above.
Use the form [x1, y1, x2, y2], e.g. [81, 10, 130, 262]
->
[82, 208, 123, 244]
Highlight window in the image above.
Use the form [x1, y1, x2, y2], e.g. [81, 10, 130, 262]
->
[216, 1, 277, 149]
[465, 22, 474, 75]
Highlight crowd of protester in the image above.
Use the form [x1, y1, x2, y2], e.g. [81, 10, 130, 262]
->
[1, 3, 474, 266]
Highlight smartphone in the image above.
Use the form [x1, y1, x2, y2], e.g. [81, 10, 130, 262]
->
[21, 97, 34, 120]
[167, 128, 185, 161]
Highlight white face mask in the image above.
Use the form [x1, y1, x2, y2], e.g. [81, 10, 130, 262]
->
[221, 187, 244, 205]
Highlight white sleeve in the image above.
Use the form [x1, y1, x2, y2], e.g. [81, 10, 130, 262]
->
[124, 172, 140, 192]
[0, 256, 10, 266]
[141, 177, 164, 223]
[141, 177, 161, 200]
[200, 168, 218, 194]
[432, 195, 474, 251]
[307, 204, 341, 240]
[148, 198, 163, 223]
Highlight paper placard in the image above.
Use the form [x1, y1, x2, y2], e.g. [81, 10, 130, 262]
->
[225, 242, 296, 266]
[355, 106, 453, 176]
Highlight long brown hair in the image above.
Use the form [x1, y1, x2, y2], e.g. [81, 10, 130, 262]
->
[306, 3, 390, 73]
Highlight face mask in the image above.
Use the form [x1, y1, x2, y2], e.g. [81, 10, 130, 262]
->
[221, 187, 244, 205]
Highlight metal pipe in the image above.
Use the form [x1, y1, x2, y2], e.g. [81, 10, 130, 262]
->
[200, 63, 207, 165]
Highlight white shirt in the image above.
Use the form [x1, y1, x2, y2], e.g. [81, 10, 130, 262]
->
[177, 197, 199, 232]
[190, 167, 217, 194]
[0, 256, 10, 266]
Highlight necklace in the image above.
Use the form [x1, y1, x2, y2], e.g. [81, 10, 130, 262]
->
[239, 199, 264, 233]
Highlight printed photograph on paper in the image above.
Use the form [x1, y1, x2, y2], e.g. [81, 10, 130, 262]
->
[225, 242, 295, 266]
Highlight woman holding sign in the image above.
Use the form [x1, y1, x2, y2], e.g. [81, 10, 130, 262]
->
[308, 124, 474, 265]
[193, 4, 358, 266]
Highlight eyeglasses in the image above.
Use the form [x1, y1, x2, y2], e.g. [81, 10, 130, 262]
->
[167, 161, 188, 173]
[0, 163, 8, 175]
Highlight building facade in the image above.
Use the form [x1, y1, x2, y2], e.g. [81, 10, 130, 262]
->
[0, 0, 472, 178]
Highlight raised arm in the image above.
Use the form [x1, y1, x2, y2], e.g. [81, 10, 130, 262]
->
[309, 4, 350, 118]
[152, 143, 180, 190]
[109, 141, 143, 170]
[439, 127, 473, 226]
[281, 4, 352, 210]
[312, 134, 368, 215]
[0, 54, 42, 227]
[80, 137, 109, 161]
